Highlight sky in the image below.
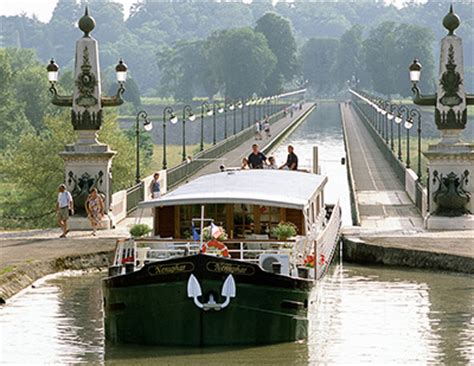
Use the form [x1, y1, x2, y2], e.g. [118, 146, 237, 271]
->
[1, 0, 414, 23]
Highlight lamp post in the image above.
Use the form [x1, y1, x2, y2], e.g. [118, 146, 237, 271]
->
[181, 105, 195, 161]
[238, 100, 244, 131]
[46, 8, 128, 226]
[162, 106, 178, 170]
[212, 103, 217, 145]
[200, 102, 213, 151]
[217, 103, 225, 141]
[223, 100, 228, 139]
[135, 110, 153, 183]
[404, 116, 414, 169]
[387, 103, 396, 151]
[246, 99, 252, 128]
[380, 101, 389, 143]
[229, 101, 236, 135]
[410, 108, 422, 179]
[394, 110, 403, 161]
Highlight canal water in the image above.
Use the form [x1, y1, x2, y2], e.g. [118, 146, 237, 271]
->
[1, 265, 472, 365]
[1, 102, 473, 365]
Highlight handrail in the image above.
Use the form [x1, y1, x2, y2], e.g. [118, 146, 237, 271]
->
[315, 200, 341, 280]
[136, 238, 297, 244]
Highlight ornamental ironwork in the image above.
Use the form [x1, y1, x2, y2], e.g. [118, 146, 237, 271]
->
[432, 170, 470, 216]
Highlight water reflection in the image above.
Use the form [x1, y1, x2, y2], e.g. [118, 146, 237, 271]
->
[0, 266, 472, 365]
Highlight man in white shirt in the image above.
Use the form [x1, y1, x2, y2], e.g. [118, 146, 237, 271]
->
[56, 184, 74, 238]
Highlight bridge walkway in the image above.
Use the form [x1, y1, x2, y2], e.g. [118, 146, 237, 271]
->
[340, 102, 423, 233]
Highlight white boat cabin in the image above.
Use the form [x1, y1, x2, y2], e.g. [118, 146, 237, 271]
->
[140, 170, 328, 240]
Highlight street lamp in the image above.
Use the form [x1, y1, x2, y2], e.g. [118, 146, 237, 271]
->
[135, 110, 152, 183]
[47, 59, 59, 83]
[200, 102, 213, 151]
[409, 58, 422, 86]
[228, 102, 236, 135]
[394, 112, 403, 161]
[387, 105, 398, 152]
[182, 105, 195, 161]
[162, 106, 178, 170]
[238, 100, 244, 131]
[410, 109, 423, 179]
[245, 99, 252, 128]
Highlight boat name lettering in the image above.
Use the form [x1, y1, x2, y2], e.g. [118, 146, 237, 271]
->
[148, 262, 194, 276]
[206, 262, 255, 276]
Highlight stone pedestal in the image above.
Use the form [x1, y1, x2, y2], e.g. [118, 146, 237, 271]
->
[60, 130, 116, 230]
[423, 137, 474, 230]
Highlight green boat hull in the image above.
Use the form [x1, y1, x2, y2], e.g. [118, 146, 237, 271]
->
[103, 254, 314, 346]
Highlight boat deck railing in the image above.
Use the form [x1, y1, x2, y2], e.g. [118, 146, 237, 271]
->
[130, 239, 298, 265]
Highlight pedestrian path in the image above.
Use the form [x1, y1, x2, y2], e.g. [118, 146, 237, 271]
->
[340, 102, 424, 233]
[185, 103, 315, 181]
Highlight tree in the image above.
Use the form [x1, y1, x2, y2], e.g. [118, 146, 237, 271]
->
[300, 38, 339, 94]
[0, 49, 33, 150]
[255, 12, 298, 94]
[206, 27, 277, 99]
[0, 111, 136, 228]
[157, 40, 218, 101]
[363, 21, 435, 96]
[333, 25, 364, 88]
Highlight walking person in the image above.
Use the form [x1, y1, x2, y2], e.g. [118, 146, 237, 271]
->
[149, 172, 161, 199]
[56, 184, 73, 238]
[279, 145, 298, 170]
[86, 188, 104, 236]
[248, 144, 267, 169]
[263, 116, 271, 138]
[255, 120, 262, 140]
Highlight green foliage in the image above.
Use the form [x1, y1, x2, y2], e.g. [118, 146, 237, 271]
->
[1, 1, 473, 97]
[202, 225, 228, 242]
[129, 223, 152, 238]
[206, 27, 277, 99]
[271, 222, 297, 240]
[0, 49, 33, 150]
[363, 22, 435, 96]
[255, 12, 298, 94]
[0, 111, 135, 228]
[157, 40, 217, 101]
[333, 25, 365, 88]
[301, 38, 340, 94]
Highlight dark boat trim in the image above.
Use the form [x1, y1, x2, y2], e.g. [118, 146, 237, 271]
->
[103, 254, 314, 291]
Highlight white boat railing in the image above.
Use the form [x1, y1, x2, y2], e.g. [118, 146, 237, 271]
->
[132, 240, 297, 264]
[315, 200, 341, 280]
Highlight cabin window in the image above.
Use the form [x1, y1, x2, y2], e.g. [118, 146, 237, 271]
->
[178, 204, 226, 239]
[179, 205, 201, 238]
[259, 205, 280, 236]
[233, 204, 254, 238]
[316, 195, 320, 217]
[205, 204, 226, 227]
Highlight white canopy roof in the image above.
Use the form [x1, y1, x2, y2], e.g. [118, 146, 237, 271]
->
[139, 170, 327, 210]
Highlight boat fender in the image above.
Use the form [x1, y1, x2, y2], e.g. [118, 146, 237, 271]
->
[202, 240, 230, 258]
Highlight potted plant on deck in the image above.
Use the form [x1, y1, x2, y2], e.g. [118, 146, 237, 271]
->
[271, 222, 297, 241]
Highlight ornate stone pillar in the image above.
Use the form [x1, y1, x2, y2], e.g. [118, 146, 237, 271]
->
[412, 6, 474, 230]
[48, 8, 126, 230]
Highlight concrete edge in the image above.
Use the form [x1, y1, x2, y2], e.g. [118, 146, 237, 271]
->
[339, 103, 361, 226]
[262, 103, 316, 155]
[342, 237, 474, 274]
[0, 250, 114, 303]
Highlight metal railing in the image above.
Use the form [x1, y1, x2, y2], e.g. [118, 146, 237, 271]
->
[350, 90, 407, 184]
[315, 200, 341, 280]
[126, 181, 144, 214]
[167, 107, 291, 188]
